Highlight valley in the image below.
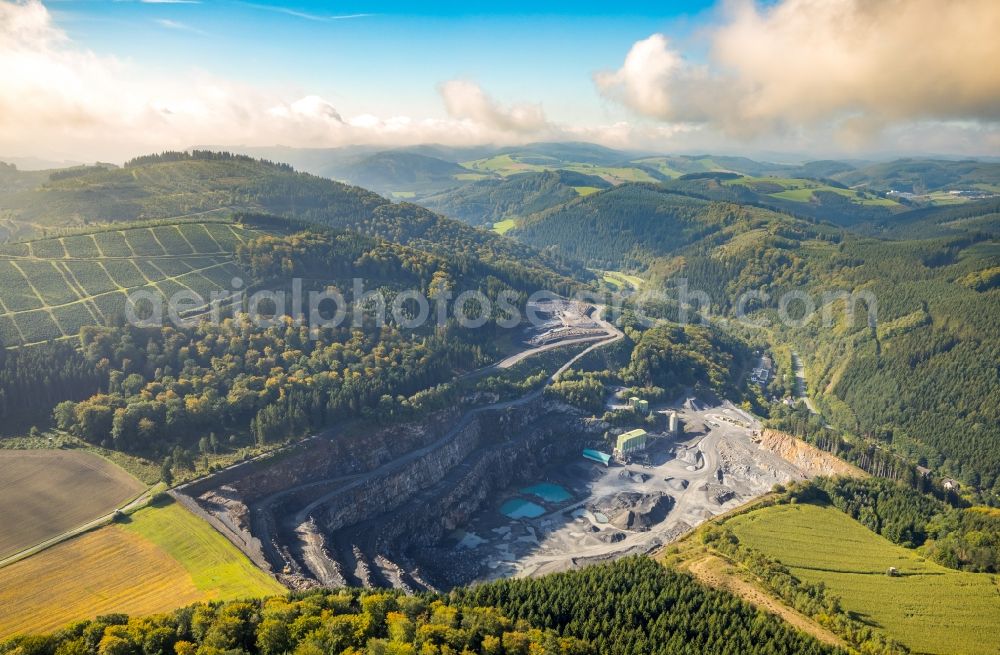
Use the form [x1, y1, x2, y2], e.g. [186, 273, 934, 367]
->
[0, 146, 996, 655]
[3, 0, 1000, 651]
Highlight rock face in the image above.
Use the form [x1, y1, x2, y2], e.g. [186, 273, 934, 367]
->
[181, 398, 594, 590]
[755, 429, 867, 479]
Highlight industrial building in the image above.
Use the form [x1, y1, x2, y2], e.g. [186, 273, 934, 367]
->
[628, 396, 650, 415]
[615, 428, 648, 456]
[582, 449, 612, 467]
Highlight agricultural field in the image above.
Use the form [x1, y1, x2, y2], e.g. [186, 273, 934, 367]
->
[599, 270, 643, 290]
[0, 220, 257, 346]
[630, 156, 688, 178]
[723, 176, 900, 207]
[0, 499, 284, 638]
[492, 218, 517, 235]
[461, 154, 659, 185]
[726, 503, 1000, 655]
[0, 450, 145, 559]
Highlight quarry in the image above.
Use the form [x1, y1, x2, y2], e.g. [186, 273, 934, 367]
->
[175, 387, 841, 591]
[171, 300, 853, 592]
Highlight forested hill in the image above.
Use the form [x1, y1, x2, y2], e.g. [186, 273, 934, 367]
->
[0, 150, 591, 293]
[509, 180, 1000, 494]
[419, 170, 611, 227]
[322, 150, 469, 195]
[0, 151, 384, 228]
[514, 183, 839, 270]
[850, 197, 1000, 239]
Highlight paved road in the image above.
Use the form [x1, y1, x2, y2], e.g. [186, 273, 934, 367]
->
[792, 351, 818, 414]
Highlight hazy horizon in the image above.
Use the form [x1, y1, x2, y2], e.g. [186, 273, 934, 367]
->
[5, 141, 1000, 172]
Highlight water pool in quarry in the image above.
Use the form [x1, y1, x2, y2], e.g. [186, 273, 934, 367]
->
[500, 498, 546, 519]
[520, 482, 572, 503]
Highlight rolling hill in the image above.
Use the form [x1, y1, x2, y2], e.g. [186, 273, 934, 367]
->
[0, 151, 591, 291]
[670, 491, 1000, 655]
[319, 150, 471, 197]
[419, 169, 612, 228]
[514, 183, 841, 269]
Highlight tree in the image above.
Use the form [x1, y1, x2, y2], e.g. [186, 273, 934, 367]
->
[160, 456, 173, 485]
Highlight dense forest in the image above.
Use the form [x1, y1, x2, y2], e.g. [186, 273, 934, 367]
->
[44, 225, 553, 458]
[620, 323, 749, 395]
[515, 186, 735, 269]
[458, 557, 841, 655]
[0, 558, 843, 655]
[0, 342, 104, 428]
[0, 590, 589, 655]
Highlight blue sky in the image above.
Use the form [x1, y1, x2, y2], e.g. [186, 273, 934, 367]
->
[3, 0, 998, 161]
[50, 1, 717, 123]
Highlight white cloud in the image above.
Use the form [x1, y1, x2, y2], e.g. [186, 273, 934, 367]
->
[1, 0, 995, 162]
[439, 80, 550, 134]
[239, 3, 372, 22]
[596, 0, 1000, 146]
[154, 18, 208, 35]
[0, 0, 565, 161]
[593, 35, 690, 122]
[269, 95, 343, 122]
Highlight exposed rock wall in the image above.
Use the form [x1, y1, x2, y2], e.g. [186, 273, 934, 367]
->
[182, 397, 596, 589]
[367, 408, 585, 550]
[756, 429, 867, 478]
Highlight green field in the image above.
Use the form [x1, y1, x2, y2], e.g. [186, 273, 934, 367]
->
[461, 154, 658, 185]
[727, 503, 1000, 655]
[463, 154, 544, 175]
[492, 218, 517, 235]
[724, 176, 900, 207]
[121, 498, 284, 599]
[0, 221, 256, 346]
[630, 157, 687, 178]
[599, 269, 643, 290]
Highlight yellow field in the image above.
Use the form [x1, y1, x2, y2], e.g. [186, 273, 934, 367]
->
[121, 500, 284, 600]
[0, 450, 145, 559]
[0, 500, 284, 638]
[0, 523, 202, 637]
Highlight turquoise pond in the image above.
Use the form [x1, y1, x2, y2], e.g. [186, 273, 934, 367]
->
[520, 482, 572, 503]
[500, 499, 546, 519]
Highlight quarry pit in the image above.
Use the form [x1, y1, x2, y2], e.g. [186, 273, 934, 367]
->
[176, 392, 829, 591]
[171, 299, 844, 591]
